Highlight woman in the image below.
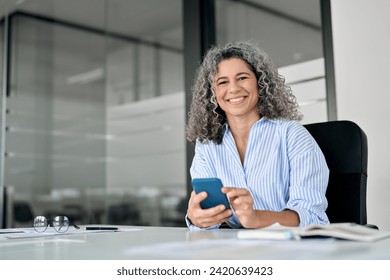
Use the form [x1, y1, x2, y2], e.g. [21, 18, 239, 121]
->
[185, 41, 329, 230]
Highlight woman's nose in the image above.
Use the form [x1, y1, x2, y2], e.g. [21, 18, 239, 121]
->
[228, 81, 239, 93]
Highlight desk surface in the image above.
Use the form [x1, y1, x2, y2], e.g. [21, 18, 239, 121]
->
[1, 225, 390, 260]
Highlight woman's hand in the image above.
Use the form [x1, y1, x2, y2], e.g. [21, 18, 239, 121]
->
[222, 187, 300, 228]
[187, 191, 232, 228]
[222, 187, 258, 228]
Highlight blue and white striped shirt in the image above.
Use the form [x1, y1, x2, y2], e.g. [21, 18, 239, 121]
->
[188, 118, 329, 230]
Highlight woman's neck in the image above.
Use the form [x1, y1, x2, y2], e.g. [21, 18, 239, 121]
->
[227, 113, 261, 140]
[227, 113, 261, 164]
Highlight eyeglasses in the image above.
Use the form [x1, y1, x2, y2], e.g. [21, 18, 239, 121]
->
[33, 216, 80, 233]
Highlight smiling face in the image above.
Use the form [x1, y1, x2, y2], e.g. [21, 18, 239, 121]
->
[213, 58, 260, 122]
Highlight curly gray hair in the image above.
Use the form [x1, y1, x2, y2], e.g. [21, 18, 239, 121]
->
[186, 40, 303, 144]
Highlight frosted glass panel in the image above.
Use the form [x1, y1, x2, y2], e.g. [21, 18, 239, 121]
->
[1, 0, 185, 228]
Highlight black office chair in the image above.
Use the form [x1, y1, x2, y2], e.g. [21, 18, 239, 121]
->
[304, 120, 374, 227]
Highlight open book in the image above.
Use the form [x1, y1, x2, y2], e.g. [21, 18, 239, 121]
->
[237, 223, 390, 242]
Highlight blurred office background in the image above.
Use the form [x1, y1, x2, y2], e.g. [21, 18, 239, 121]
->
[0, 0, 335, 228]
[1, 0, 388, 230]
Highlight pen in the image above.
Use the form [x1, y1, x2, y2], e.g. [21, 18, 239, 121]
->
[85, 226, 119, 231]
[0, 231, 24, 234]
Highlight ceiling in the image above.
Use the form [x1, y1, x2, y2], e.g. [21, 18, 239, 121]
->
[1, 0, 321, 47]
[246, 0, 321, 26]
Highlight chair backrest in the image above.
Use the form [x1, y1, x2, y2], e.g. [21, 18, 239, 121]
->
[304, 120, 368, 225]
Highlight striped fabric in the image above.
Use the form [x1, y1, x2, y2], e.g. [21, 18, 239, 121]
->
[187, 118, 329, 230]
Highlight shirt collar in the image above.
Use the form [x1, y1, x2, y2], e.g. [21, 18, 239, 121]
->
[224, 117, 281, 133]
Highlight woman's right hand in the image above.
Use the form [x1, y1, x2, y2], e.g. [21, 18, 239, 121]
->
[187, 191, 233, 228]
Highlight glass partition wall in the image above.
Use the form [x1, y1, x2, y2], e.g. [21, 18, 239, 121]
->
[0, 0, 186, 228]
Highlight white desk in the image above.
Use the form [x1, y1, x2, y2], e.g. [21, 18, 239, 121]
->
[1, 225, 390, 259]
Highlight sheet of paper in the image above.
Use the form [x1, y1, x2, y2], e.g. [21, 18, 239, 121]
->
[0, 226, 142, 240]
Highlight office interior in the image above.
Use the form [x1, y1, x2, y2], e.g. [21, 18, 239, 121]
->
[0, 0, 389, 231]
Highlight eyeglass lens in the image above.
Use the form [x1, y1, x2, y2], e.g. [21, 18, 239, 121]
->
[33, 216, 70, 233]
[33, 216, 48, 232]
[53, 216, 70, 233]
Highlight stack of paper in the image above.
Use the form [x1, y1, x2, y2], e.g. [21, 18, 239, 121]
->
[237, 223, 390, 242]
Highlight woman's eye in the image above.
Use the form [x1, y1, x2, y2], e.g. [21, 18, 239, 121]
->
[217, 81, 227, 86]
[238, 76, 247, 81]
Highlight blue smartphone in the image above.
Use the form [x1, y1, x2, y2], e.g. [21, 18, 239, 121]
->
[192, 178, 231, 210]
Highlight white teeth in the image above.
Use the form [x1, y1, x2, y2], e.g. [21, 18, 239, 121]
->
[228, 97, 245, 102]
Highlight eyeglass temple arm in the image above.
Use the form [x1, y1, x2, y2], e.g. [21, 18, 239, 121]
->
[71, 222, 80, 230]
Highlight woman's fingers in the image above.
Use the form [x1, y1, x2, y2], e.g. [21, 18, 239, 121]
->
[187, 191, 232, 228]
[222, 187, 253, 207]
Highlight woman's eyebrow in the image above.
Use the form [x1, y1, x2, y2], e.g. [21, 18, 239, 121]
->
[216, 71, 251, 81]
[236, 71, 251, 76]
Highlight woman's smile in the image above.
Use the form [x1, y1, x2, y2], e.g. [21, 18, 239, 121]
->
[227, 96, 247, 103]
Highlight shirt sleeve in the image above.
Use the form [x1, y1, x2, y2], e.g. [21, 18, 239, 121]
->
[285, 123, 330, 226]
[185, 214, 221, 231]
[185, 140, 222, 231]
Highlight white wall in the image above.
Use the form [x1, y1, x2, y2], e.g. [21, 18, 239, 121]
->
[331, 0, 390, 230]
